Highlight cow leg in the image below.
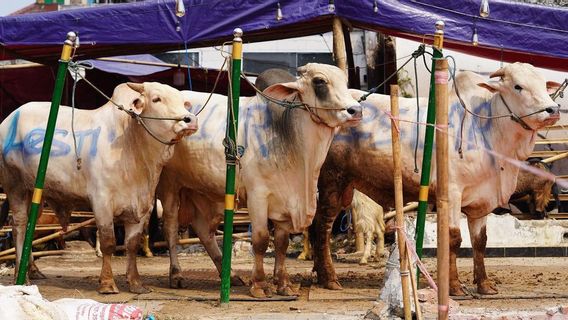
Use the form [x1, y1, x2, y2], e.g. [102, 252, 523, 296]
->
[273, 226, 298, 296]
[449, 226, 464, 296]
[97, 222, 119, 294]
[95, 230, 103, 257]
[141, 217, 153, 258]
[359, 232, 372, 265]
[124, 217, 151, 294]
[249, 197, 272, 298]
[297, 230, 312, 260]
[311, 212, 342, 290]
[350, 208, 364, 254]
[141, 234, 153, 258]
[159, 188, 184, 288]
[467, 216, 497, 295]
[10, 193, 46, 284]
[190, 198, 244, 286]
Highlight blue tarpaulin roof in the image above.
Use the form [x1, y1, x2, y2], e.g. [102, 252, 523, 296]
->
[0, 0, 567, 71]
[86, 54, 169, 76]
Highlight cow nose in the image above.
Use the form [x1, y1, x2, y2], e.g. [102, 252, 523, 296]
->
[545, 105, 560, 115]
[347, 104, 363, 117]
[183, 116, 192, 123]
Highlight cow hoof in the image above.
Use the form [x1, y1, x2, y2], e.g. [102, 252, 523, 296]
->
[98, 282, 119, 294]
[477, 282, 498, 295]
[324, 280, 343, 290]
[297, 252, 312, 261]
[129, 283, 152, 294]
[95, 250, 103, 258]
[277, 285, 299, 296]
[249, 282, 272, 298]
[29, 269, 47, 280]
[359, 259, 368, 265]
[169, 275, 185, 289]
[143, 251, 154, 258]
[449, 286, 467, 296]
[230, 274, 247, 286]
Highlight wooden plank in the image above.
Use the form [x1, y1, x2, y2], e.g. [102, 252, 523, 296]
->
[536, 139, 568, 145]
[531, 150, 568, 157]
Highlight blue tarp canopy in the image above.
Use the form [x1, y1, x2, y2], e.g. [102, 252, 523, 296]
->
[1, 0, 567, 71]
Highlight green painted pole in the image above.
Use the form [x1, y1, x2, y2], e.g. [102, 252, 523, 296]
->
[220, 28, 243, 305]
[415, 21, 444, 281]
[16, 32, 77, 285]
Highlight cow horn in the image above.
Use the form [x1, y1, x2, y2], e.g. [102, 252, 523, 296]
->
[297, 66, 308, 76]
[489, 68, 505, 78]
[127, 82, 145, 93]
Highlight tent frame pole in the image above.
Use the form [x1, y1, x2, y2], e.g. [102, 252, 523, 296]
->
[16, 32, 77, 285]
[220, 28, 243, 305]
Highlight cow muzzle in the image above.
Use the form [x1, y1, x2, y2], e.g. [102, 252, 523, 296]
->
[345, 104, 363, 126]
[172, 113, 198, 142]
[542, 105, 560, 126]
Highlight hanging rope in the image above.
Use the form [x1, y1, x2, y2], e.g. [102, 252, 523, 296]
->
[69, 61, 95, 170]
[358, 44, 426, 103]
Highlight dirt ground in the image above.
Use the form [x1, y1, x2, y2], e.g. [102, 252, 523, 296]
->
[1, 240, 568, 319]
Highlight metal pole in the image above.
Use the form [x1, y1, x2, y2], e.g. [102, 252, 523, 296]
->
[391, 84, 412, 320]
[435, 58, 450, 320]
[415, 21, 444, 278]
[16, 32, 77, 285]
[220, 28, 243, 305]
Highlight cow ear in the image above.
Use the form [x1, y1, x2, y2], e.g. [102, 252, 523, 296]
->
[477, 82, 499, 93]
[184, 100, 192, 111]
[127, 82, 145, 94]
[263, 81, 300, 99]
[547, 81, 562, 95]
[130, 97, 145, 114]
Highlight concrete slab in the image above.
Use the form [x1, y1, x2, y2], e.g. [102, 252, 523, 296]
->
[421, 213, 568, 248]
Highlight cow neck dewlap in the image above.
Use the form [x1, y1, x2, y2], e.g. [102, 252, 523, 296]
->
[106, 104, 173, 192]
[289, 112, 335, 232]
[485, 94, 537, 161]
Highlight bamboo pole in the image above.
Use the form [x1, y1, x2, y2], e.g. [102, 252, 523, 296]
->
[435, 58, 450, 320]
[407, 251, 423, 320]
[0, 218, 95, 257]
[332, 17, 347, 73]
[390, 84, 412, 320]
[115, 232, 251, 252]
[541, 151, 568, 164]
[0, 250, 64, 261]
[383, 202, 419, 221]
[415, 21, 444, 280]
[16, 32, 78, 285]
[220, 28, 243, 305]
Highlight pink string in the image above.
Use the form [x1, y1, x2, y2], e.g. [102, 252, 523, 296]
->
[385, 111, 401, 134]
[435, 70, 449, 85]
[375, 108, 568, 189]
[393, 223, 438, 292]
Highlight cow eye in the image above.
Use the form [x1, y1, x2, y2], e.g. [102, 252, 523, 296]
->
[312, 77, 327, 86]
[152, 97, 161, 103]
[514, 85, 523, 92]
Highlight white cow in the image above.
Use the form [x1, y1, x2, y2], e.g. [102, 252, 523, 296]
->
[311, 63, 560, 295]
[157, 63, 362, 297]
[0, 82, 197, 294]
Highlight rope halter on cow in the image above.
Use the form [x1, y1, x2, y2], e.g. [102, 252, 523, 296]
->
[68, 61, 193, 147]
[239, 71, 349, 126]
